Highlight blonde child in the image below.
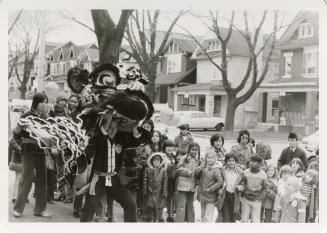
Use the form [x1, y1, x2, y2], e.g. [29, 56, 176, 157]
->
[290, 158, 305, 179]
[194, 151, 223, 222]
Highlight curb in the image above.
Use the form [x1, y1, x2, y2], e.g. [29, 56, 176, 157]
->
[192, 133, 286, 142]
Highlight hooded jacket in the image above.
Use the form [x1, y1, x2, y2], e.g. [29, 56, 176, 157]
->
[176, 154, 200, 192]
[143, 152, 168, 208]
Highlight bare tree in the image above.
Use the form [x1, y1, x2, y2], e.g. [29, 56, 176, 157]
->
[8, 10, 57, 99]
[122, 10, 186, 101]
[8, 9, 23, 34]
[91, 10, 133, 64]
[176, 10, 280, 130]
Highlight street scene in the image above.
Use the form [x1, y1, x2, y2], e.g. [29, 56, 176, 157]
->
[8, 9, 319, 224]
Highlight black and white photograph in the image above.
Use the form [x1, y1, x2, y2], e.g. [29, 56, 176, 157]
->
[2, 0, 327, 232]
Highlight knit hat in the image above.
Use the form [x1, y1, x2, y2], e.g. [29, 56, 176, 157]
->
[178, 124, 190, 130]
[56, 93, 68, 103]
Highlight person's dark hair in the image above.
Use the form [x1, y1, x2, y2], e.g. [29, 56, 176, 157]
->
[224, 152, 237, 164]
[162, 139, 174, 153]
[210, 133, 224, 147]
[31, 92, 48, 111]
[141, 119, 154, 135]
[250, 154, 263, 164]
[176, 149, 187, 157]
[68, 94, 82, 111]
[187, 142, 201, 160]
[288, 132, 298, 141]
[237, 129, 250, 144]
[249, 137, 255, 147]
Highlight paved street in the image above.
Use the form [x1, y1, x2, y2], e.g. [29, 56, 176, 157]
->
[8, 128, 288, 223]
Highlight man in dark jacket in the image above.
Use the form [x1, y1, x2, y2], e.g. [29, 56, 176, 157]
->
[277, 133, 308, 170]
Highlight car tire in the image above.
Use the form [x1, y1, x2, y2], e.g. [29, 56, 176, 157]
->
[215, 122, 224, 131]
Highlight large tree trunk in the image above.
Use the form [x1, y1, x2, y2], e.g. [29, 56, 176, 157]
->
[19, 85, 26, 99]
[143, 62, 157, 102]
[99, 37, 122, 64]
[224, 95, 238, 131]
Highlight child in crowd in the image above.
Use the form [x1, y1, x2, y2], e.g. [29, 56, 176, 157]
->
[300, 169, 319, 222]
[174, 124, 194, 153]
[143, 152, 168, 222]
[67, 94, 82, 123]
[217, 152, 243, 223]
[194, 151, 223, 222]
[174, 143, 200, 222]
[148, 130, 164, 153]
[248, 137, 256, 154]
[273, 176, 306, 223]
[261, 165, 278, 223]
[239, 155, 267, 223]
[52, 94, 68, 117]
[163, 139, 177, 222]
[209, 133, 226, 168]
[290, 158, 305, 179]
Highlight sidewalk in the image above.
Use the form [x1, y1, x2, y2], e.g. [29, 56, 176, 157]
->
[191, 130, 291, 141]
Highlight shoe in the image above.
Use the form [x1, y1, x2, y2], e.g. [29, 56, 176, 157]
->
[166, 217, 174, 222]
[13, 210, 22, 218]
[12, 199, 16, 204]
[159, 219, 165, 222]
[47, 200, 54, 204]
[25, 198, 30, 203]
[63, 198, 73, 204]
[54, 196, 65, 201]
[34, 211, 52, 218]
[73, 212, 80, 218]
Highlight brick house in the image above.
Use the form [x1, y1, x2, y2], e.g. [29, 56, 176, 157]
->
[259, 11, 319, 135]
[172, 29, 279, 129]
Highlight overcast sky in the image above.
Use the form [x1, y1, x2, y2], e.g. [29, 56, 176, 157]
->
[9, 9, 299, 46]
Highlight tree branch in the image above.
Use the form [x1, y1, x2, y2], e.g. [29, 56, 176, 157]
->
[62, 11, 95, 33]
[8, 9, 23, 34]
[155, 10, 186, 58]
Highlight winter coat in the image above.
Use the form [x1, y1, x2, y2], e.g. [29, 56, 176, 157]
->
[166, 154, 178, 197]
[174, 134, 194, 153]
[262, 178, 278, 209]
[176, 154, 200, 192]
[216, 166, 243, 213]
[230, 144, 253, 169]
[277, 146, 308, 170]
[274, 192, 307, 223]
[143, 152, 168, 208]
[194, 163, 223, 203]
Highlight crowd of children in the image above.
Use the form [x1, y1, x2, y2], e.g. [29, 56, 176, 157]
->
[9, 95, 319, 223]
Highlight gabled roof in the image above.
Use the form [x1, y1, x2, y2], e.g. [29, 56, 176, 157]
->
[156, 67, 196, 85]
[79, 47, 99, 63]
[192, 28, 251, 58]
[164, 38, 197, 54]
[278, 11, 318, 50]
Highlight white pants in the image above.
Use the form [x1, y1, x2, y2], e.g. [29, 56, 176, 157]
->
[201, 202, 216, 222]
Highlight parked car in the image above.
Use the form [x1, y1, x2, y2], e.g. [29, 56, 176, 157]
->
[175, 111, 224, 131]
[301, 130, 319, 161]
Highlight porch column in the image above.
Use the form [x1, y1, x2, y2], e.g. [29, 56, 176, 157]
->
[305, 92, 317, 121]
[205, 94, 214, 116]
[173, 92, 178, 111]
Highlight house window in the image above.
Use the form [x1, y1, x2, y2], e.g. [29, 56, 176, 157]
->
[303, 47, 318, 77]
[283, 52, 292, 78]
[50, 55, 53, 61]
[272, 99, 279, 116]
[298, 23, 314, 38]
[59, 51, 63, 60]
[214, 95, 222, 116]
[206, 39, 219, 51]
[56, 63, 60, 74]
[166, 54, 181, 73]
[168, 41, 180, 53]
[65, 61, 70, 72]
[182, 94, 196, 106]
[69, 49, 74, 58]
